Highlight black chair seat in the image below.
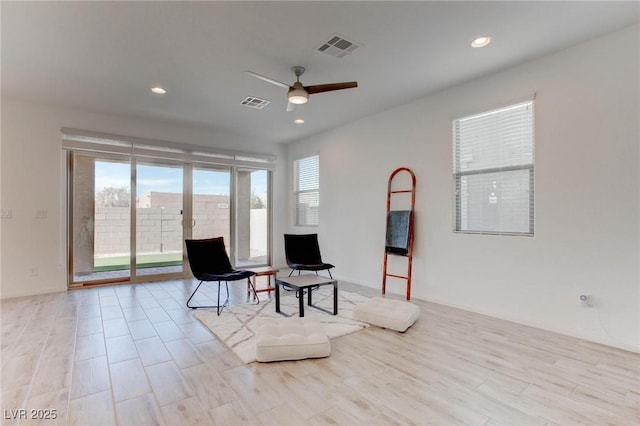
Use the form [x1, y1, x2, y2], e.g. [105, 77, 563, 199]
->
[287, 263, 335, 272]
[199, 270, 255, 281]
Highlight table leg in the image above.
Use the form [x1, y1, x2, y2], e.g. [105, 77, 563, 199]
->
[275, 283, 281, 313]
[299, 289, 305, 317]
[333, 282, 338, 315]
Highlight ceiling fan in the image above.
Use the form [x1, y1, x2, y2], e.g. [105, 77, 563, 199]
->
[246, 66, 357, 111]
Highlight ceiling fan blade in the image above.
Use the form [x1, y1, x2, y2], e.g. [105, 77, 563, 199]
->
[305, 81, 358, 95]
[245, 71, 290, 89]
[286, 102, 296, 112]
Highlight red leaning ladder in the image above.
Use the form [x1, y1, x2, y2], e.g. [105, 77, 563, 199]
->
[382, 167, 416, 300]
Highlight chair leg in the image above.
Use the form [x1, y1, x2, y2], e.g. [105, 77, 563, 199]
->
[216, 282, 231, 316]
[316, 270, 333, 279]
[186, 280, 205, 309]
[186, 279, 230, 314]
[217, 282, 221, 315]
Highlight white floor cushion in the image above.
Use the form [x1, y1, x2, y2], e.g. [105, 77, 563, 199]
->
[255, 318, 331, 362]
[353, 297, 420, 332]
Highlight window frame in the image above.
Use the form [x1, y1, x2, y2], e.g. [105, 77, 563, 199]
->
[453, 100, 535, 236]
[63, 128, 275, 287]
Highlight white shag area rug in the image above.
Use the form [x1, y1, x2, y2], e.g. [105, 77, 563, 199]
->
[194, 288, 371, 363]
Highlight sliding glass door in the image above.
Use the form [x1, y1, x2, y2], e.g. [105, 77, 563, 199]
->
[70, 153, 132, 284]
[68, 151, 271, 287]
[135, 162, 184, 277]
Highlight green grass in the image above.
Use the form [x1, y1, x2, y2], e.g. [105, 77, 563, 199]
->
[93, 253, 182, 272]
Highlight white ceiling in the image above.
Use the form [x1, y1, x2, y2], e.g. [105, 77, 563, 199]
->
[2, 1, 638, 146]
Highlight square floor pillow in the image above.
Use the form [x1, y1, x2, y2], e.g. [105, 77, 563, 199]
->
[255, 318, 330, 362]
[353, 297, 419, 332]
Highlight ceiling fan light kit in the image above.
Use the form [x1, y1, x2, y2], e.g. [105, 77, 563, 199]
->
[288, 83, 309, 105]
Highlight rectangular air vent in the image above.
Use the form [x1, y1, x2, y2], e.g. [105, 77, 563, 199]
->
[317, 34, 360, 58]
[241, 97, 270, 109]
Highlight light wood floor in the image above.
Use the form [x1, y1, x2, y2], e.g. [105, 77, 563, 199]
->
[1, 278, 638, 425]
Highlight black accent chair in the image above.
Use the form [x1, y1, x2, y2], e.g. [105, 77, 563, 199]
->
[283, 233, 334, 279]
[185, 237, 258, 315]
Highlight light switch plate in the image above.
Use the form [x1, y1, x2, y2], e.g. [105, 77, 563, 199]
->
[0, 209, 12, 219]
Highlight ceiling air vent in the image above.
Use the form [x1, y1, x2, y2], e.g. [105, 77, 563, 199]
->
[317, 34, 359, 58]
[241, 96, 270, 109]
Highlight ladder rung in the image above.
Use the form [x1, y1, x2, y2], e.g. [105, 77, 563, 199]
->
[385, 273, 409, 280]
[390, 189, 413, 194]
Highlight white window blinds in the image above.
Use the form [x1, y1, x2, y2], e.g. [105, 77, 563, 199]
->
[453, 100, 535, 235]
[294, 154, 319, 226]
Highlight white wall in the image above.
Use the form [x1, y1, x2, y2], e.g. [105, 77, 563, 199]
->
[287, 25, 640, 351]
[0, 100, 287, 298]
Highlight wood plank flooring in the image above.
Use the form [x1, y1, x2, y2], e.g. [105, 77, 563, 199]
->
[1, 278, 638, 425]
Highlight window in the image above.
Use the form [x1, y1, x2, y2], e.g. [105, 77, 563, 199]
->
[453, 100, 534, 235]
[294, 154, 319, 226]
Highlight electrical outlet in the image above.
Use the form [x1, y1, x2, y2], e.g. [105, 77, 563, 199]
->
[35, 209, 48, 219]
[579, 294, 592, 307]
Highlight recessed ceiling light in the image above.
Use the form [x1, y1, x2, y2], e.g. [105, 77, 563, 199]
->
[471, 36, 492, 48]
[151, 87, 167, 94]
[294, 119, 305, 124]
